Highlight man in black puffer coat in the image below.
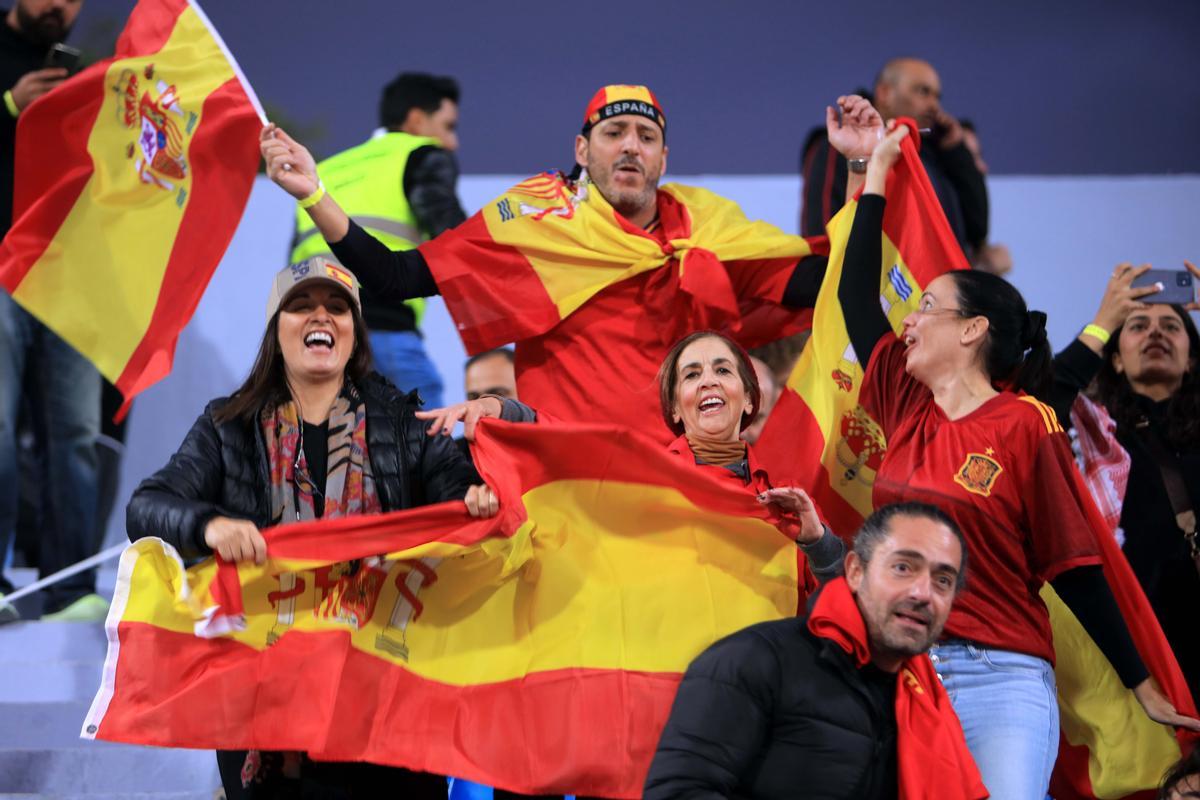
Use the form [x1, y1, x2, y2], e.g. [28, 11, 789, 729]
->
[644, 502, 973, 800]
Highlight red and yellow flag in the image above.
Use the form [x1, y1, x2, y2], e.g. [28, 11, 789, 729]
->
[420, 172, 827, 355]
[756, 134, 1196, 798]
[0, 0, 263, 412]
[83, 421, 800, 798]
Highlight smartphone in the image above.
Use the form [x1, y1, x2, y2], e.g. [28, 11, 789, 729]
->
[1131, 269, 1196, 305]
[44, 43, 82, 75]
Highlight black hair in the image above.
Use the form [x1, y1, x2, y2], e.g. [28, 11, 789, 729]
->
[1157, 746, 1200, 799]
[950, 270, 1052, 397]
[214, 291, 374, 425]
[464, 347, 515, 371]
[853, 502, 968, 592]
[1090, 304, 1200, 447]
[379, 72, 459, 130]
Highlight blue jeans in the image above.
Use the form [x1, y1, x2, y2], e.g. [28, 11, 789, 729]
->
[929, 641, 1059, 800]
[0, 290, 100, 609]
[368, 329, 444, 409]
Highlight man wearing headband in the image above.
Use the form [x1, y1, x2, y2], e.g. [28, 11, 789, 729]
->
[261, 85, 830, 446]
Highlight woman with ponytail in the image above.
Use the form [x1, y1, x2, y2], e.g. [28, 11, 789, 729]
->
[827, 96, 1198, 799]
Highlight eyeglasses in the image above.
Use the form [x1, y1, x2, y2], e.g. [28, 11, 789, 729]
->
[914, 306, 969, 319]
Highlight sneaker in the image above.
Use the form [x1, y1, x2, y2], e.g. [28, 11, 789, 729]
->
[0, 593, 18, 625]
[42, 593, 109, 622]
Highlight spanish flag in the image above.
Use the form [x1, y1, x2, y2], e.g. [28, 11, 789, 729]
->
[83, 421, 800, 797]
[0, 0, 263, 412]
[420, 171, 827, 355]
[756, 131, 1196, 798]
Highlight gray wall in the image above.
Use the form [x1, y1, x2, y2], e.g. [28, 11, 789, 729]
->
[76, 0, 1200, 175]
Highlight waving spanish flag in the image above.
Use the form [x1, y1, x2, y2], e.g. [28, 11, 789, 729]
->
[421, 172, 827, 354]
[756, 132, 1196, 798]
[83, 421, 800, 798]
[0, 0, 263, 412]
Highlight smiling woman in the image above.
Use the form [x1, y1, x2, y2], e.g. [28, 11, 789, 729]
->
[125, 258, 498, 798]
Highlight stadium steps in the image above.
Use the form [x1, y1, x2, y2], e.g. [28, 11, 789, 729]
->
[0, 567, 221, 798]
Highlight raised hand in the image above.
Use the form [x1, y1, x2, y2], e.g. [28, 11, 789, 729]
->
[414, 397, 504, 441]
[1091, 263, 1156, 335]
[1185, 260, 1200, 312]
[260, 123, 319, 200]
[758, 487, 823, 544]
[826, 95, 884, 160]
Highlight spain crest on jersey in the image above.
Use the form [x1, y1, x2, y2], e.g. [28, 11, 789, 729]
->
[953, 450, 1004, 497]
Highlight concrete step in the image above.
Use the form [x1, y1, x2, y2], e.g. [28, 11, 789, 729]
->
[0, 621, 109, 664]
[0, 660, 105, 703]
[0, 746, 220, 794]
[0, 700, 93, 749]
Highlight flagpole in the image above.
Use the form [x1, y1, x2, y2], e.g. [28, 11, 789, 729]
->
[3, 543, 126, 604]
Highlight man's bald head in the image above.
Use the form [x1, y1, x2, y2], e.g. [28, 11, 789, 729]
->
[873, 57, 942, 129]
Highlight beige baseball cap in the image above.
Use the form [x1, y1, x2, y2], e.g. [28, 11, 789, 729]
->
[266, 258, 361, 321]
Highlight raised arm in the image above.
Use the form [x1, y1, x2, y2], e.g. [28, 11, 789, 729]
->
[835, 121, 910, 366]
[261, 124, 439, 303]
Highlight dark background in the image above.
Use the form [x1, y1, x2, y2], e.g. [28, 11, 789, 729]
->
[68, 0, 1200, 175]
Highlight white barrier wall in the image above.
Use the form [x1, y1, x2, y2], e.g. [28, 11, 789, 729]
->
[105, 174, 1200, 545]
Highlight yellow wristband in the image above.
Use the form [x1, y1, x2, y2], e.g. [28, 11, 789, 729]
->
[1082, 324, 1111, 345]
[3, 90, 19, 119]
[298, 181, 325, 210]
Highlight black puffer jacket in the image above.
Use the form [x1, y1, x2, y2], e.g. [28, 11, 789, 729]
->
[127, 373, 478, 557]
[644, 614, 897, 800]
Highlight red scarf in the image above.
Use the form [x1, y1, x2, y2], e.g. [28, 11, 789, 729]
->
[807, 577, 989, 800]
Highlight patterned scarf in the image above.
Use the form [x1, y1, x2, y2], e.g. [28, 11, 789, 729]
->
[245, 382, 382, 787]
[261, 382, 381, 525]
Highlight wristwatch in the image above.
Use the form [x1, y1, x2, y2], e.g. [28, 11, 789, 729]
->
[848, 157, 869, 174]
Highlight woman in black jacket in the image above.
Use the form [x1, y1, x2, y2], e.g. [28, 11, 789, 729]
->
[1048, 264, 1200, 703]
[126, 259, 496, 799]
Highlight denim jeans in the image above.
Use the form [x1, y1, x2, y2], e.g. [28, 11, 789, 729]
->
[929, 640, 1059, 800]
[0, 290, 100, 609]
[368, 329, 445, 408]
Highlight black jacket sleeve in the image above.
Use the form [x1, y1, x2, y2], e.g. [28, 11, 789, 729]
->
[837, 193, 892, 365]
[1047, 338, 1104, 433]
[644, 631, 779, 798]
[328, 220, 439, 304]
[404, 145, 467, 238]
[781, 254, 829, 310]
[418, 421, 482, 505]
[1051, 565, 1150, 688]
[937, 143, 989, 252]
[125, 409, 228, 557]
[800, 134, 847, 237]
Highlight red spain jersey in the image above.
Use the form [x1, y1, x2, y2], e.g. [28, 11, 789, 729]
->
[860, 336, 1101, 662]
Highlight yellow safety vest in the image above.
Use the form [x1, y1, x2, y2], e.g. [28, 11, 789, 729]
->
[291, 131, 441, 326]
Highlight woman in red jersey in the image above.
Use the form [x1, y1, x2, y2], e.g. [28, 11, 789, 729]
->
[829, 100, 1200, 799]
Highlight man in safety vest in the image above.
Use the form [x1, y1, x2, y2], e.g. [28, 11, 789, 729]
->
[290, 72, 465, 408]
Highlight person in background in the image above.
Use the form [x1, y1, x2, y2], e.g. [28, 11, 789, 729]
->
[0, 0, 107, 623]
[742, 354, 780, 445]
[465, 347, 517, 401]
[127, 259, 497, 799]
[1047, 261, 1200, 702]
[1159, 747, 1200, 800]
[800, 57, 987, 258]
[290, 71, 466, 408]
